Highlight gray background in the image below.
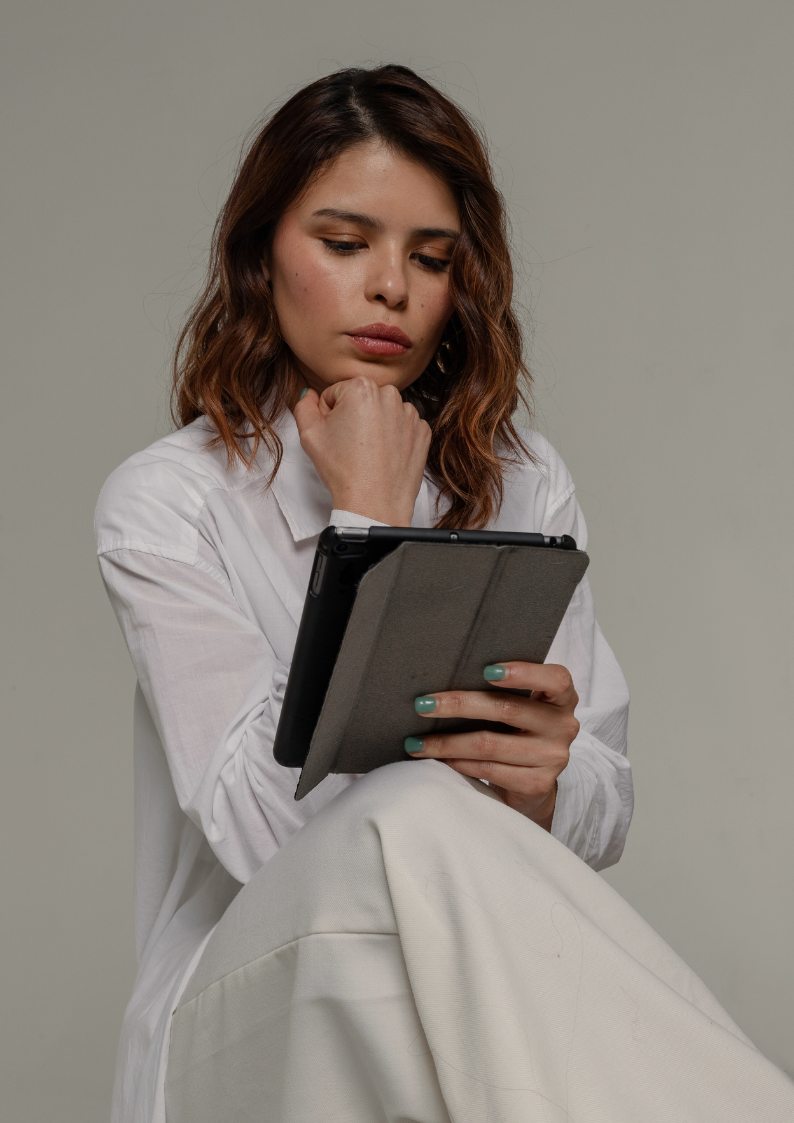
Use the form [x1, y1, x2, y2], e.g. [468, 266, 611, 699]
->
[2, 1, 792, 1119]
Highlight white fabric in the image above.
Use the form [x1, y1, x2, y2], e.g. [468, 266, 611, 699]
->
[165, 760, 794, 1122]
[95, 409, 632, 1123]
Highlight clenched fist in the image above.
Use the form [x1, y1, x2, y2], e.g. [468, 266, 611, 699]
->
[293, 377, 431, 526]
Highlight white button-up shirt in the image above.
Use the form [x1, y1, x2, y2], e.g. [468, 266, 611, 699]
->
[95, 410, 633, 1123]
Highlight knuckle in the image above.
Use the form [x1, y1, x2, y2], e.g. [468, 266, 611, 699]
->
[550, 738, 571, 766]
[550, 665, 573, 694]
[445, 692, 467, 714]
[563, 715, 580, 743]
[476, 731, 501, 758]
[298, 431, 318, 454]
[496, 696, 522, 723]
[404, 404, 423, 429]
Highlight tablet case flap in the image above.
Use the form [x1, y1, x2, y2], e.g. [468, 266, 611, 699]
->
[295, 541, 589, 799]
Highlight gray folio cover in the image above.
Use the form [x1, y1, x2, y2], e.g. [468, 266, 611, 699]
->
[295, 541, 589, 799]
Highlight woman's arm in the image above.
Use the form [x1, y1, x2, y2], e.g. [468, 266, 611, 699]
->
[542, 488, 633, 868]
[99, 547, 353, 884]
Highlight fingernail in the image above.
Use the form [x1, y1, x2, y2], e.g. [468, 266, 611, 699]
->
[405, 737, 425, 754]
[483, 664, 507, 681]
[299, 387, 308, 400]
[414, 695, 436, 714]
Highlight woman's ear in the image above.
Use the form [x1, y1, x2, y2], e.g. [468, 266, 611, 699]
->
[261, 254, 271, 284]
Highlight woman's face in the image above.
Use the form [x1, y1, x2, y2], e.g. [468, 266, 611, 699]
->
[265, 140, 460, 394]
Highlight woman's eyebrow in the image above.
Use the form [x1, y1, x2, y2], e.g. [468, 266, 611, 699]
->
[413, 227, 459, 242]
[312, 208, 459, 241]
[313, 208, 384, 229]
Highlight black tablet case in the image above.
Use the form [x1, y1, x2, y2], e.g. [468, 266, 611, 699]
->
[295, 540, 589, 799]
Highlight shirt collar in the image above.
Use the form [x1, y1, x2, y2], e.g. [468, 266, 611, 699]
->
[268, 410, 334, 542]
[264, 407, 437, 541]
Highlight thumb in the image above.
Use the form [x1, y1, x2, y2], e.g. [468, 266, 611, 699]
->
[292, 387, 322, 436]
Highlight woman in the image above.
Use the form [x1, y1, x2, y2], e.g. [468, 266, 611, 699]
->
[96, 65, 793, 1122]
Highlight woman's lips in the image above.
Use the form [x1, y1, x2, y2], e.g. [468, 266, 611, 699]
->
[349, 336, 408, 356]
[346, 323, 412, 357]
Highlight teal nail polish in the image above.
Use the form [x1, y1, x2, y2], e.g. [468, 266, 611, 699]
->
[483, 664, 506, 681]
[405, 737, 425, 754]
[414, 695, 437, 714]
[299, 387, 308, 400]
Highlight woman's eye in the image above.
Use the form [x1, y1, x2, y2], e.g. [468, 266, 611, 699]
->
[321, 239, 364, 254]
[320, 241, 449, 271]
[414, 253, 450, 273]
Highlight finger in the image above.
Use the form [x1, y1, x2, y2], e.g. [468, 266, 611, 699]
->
[319, 379, 361, 417]
[318, 389, 335, 418]
[292, 388, 322, 434]
[319, 382, 343, 410]
[379, 382, 403, 406]
[443, 757, 561, 800]
[405, 728, 569, 769]
[413, 689, 574, 737]
[403, 405, 431, 444]
[483, 662, 578, 707]
[320, 376, 382, 415]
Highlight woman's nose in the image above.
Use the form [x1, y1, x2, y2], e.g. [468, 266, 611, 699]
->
[365, 249, 409, 309]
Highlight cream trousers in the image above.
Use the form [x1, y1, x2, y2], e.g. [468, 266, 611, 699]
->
[165, 760, 794, 1122]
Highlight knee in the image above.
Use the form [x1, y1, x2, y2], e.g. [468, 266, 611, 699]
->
[329, 758, 489, 834]
[348, 757, 437, 803]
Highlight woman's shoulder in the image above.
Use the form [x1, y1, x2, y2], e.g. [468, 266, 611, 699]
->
[499, 427, 576, 524]
[94, 418, 249, 560]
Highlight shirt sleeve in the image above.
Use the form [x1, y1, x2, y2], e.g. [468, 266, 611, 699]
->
[329, 510, 389, 528]
[98, 547, 354, 885]
[542, 491, 634, 870]
[97, 511, 387, 885]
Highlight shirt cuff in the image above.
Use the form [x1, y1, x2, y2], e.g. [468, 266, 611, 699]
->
[551, 754, 595, 843]
[329, 509, 390, 529]
[550, 735, 633, 871]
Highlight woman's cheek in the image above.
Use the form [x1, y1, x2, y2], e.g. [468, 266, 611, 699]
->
[420, 273, 454, 327]
[420, 286, 455, 349]
[274, 269, 334, 347]
[290, 256, 360, 323]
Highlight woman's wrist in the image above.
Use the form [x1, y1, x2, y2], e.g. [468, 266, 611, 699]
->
[493, 781, 558, 832]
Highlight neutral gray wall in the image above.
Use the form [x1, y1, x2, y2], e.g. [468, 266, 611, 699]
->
[2, 2, 792, 1119]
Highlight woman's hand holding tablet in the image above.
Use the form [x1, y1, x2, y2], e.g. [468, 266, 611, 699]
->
[405, 661, 579, 831]
[276, 530, 587, 797]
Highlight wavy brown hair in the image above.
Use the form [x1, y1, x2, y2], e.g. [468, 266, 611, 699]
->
[172, 65, 532, 528]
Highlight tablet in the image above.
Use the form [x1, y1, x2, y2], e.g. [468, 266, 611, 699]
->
[273, 526, 578, 770]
